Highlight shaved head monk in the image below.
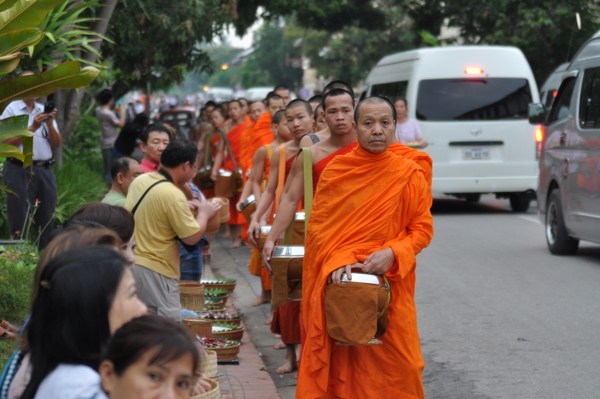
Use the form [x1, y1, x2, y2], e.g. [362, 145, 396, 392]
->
[296, 96, 433, 399]
[274, 85, 292, 107]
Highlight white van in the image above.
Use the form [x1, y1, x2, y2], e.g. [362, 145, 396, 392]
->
[363, 46, 540, 211]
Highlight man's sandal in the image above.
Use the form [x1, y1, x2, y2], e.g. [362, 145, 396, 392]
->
[0, 320, 18, 332]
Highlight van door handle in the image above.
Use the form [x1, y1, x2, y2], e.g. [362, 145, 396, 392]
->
[559, 132, 567, 146]
[563, 159, 569, 180]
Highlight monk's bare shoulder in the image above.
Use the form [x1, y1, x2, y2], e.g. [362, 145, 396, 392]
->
[316, 127, 330, 141]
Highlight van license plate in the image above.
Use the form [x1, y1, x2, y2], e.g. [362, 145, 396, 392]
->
[463, 147, 490, 160]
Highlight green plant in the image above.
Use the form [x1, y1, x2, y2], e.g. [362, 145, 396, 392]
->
[53, 153, 105, 224]
[63, 113, 102, 168]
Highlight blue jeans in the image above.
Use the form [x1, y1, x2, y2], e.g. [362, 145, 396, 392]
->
[179, 242, 203, 281]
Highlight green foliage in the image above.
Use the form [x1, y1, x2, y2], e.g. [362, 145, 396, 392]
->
[242, 19, 303, 90]
[18, 0, 107, 72]
[104, 0, 232, 97]
[0, 243, 38, 323]
[54, 114, 104, 224]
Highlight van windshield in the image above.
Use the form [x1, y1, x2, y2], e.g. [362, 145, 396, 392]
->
[416, 78, 532, 121]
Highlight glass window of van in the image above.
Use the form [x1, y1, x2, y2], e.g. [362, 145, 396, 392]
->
[579, 67, 600, 129]
[548, 77, 576, 125]
[415, 78, 532, 121]
[370, 81, 408, 102]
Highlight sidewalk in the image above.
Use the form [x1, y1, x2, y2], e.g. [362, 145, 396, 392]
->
[204, 233, 297, 399]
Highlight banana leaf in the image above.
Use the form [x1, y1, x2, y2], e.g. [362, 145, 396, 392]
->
[0, 0, 63, 35]
[0, 61, 100, 114]
[0, 28, 44, 57]
[0, 114, 34, 166]
[0, 52, 26, 74]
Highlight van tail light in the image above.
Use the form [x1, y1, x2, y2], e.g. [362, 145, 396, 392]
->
[535, 124, 544, 159]
[465, 66, 484, 75]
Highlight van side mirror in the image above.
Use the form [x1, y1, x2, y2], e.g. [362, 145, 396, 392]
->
[528, 103, 545, 125]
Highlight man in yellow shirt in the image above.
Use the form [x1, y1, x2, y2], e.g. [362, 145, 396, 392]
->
[126, 139, 220, 320]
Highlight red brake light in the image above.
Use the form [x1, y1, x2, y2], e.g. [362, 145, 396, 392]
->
[535, 125, 544, 142]
[552, 90, 558, 98]
[465, 66, 484, 75]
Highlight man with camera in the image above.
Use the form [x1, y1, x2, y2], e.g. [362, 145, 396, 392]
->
[1, 71, 61, 249]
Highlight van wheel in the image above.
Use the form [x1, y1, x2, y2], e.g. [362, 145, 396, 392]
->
[509, 193, 531, 212]
[465, 194, 481, 203]
[546, 190, 579, 255]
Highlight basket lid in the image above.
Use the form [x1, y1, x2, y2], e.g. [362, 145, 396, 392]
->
[341, 273, 386, 286]
[259, 226, 272, 235]
[240, 195, 256, 209]
[295, 212, 306, 221]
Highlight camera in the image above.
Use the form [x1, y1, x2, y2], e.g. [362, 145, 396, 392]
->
[44, 93, 55, 114]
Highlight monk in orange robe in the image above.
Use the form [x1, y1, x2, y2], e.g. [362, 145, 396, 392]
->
[238, 110, 293, 307]
[212, 101, 251, 248]
[239, 95, 285, 176]
[296, 97, 433, 399]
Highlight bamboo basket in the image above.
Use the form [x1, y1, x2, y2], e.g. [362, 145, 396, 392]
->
[212, 326, 244, 341]
[203, 281, 236, 294]
[203, 305, 226, 313]
[209, 197, 230, 223]
[210, 343, 241, 361]
[179, 282, 205, 312]
[205, 214, 220, 236]
[199, 350, 218, 380]
[182, 318, 213, 339]
[205, 299, 224, 308]
[191, 378, 220, 399]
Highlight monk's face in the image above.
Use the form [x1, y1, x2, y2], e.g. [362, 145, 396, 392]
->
[249, 102, 265, 123]
[285, 105, 315, 140]
[275, 89, 291, 106]
[324, 94, 355, 136]
[356, 102, 395, 154]
[228, 102, 242, 121]
[267, 98, 285, 117]
[275, 119, 293, 142]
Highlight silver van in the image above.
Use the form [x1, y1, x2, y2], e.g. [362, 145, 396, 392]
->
[529, 33, 600, 254]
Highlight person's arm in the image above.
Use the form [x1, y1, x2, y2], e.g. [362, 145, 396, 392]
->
[262, 152, 305, 271]
[115, 105, 126, 128]
[180, 201, 221, 245]
[197, 131, 206, 166]
[44, 109, 61, 147]
[247, 146, 280, 244]
[250, 146, 267, 202]
[210, 136, 224, 180]
[236, 176, 254, 212]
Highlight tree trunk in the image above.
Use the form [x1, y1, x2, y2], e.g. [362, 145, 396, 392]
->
[60, 0, 120, 139]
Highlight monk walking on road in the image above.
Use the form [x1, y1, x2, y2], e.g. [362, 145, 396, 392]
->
[296, 96, 433, 399]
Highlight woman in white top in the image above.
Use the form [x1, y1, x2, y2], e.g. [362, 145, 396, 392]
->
[21, 246, 147, 399]
[394, 97, 428, 148]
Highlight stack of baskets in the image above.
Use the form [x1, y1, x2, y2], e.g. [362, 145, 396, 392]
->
[191, 378, 220, 399]
[179, 281, 204, 313]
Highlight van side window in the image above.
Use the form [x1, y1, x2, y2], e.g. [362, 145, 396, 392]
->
[548, 77, 576, 124]
[371, 81, 408, 102]
[579, 67, 600, 129]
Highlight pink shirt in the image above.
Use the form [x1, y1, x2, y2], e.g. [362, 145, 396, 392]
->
[140, 158, 159, 173]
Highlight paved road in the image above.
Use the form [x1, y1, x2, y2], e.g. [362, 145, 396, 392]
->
[418, 195, 600, 399]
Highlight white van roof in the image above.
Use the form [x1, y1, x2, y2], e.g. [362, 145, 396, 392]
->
[367, 45, 533, 84]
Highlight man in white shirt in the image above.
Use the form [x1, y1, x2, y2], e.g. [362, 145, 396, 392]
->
[1, 71, 61, 249]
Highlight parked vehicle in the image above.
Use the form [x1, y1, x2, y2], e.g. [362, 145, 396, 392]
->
[529, 33, 600, 254]
[364, 46, 540, 211]
[539, 63, 569, 112]
[159, 107, 198, 142]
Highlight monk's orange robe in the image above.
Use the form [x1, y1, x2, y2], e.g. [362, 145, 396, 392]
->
[239, 112, 273, 174]
[297, 146, 433, 399]
[222, 122, 250, 225]
[389, 143, 433, 190]
[312, 142, 358, 193]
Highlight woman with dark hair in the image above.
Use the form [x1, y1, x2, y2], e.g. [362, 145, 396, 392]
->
[100, 314, 210, 398]
[66, 202, 136, 267]
[21, 247, 147, 399]
[393, 97, 427, 148]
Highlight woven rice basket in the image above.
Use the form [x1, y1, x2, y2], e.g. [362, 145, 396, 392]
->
[212, 326, 244, 341]
[209, 197, 230, 223]
[199, 350, 218, 380]
[205, 299, 224, 307]
[182, 318, 212, 339]
[191, 378, 220, 399]
[203, 306, 226, 313]
[205, 214, 220, 236]
[179, 282, 204, 312]
[210, 343, 241, 361]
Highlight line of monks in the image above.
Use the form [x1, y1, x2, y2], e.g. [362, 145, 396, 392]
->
[196, 82, 433, 398]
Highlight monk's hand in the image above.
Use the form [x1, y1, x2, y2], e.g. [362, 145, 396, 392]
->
[329, 264, 355, 284]
[236, 198, 244, 212]
[362, 248, 395, 275]
[262, 239, 275, 273]
[248, 219, 261, 246]
[210, 169, 218, 181]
